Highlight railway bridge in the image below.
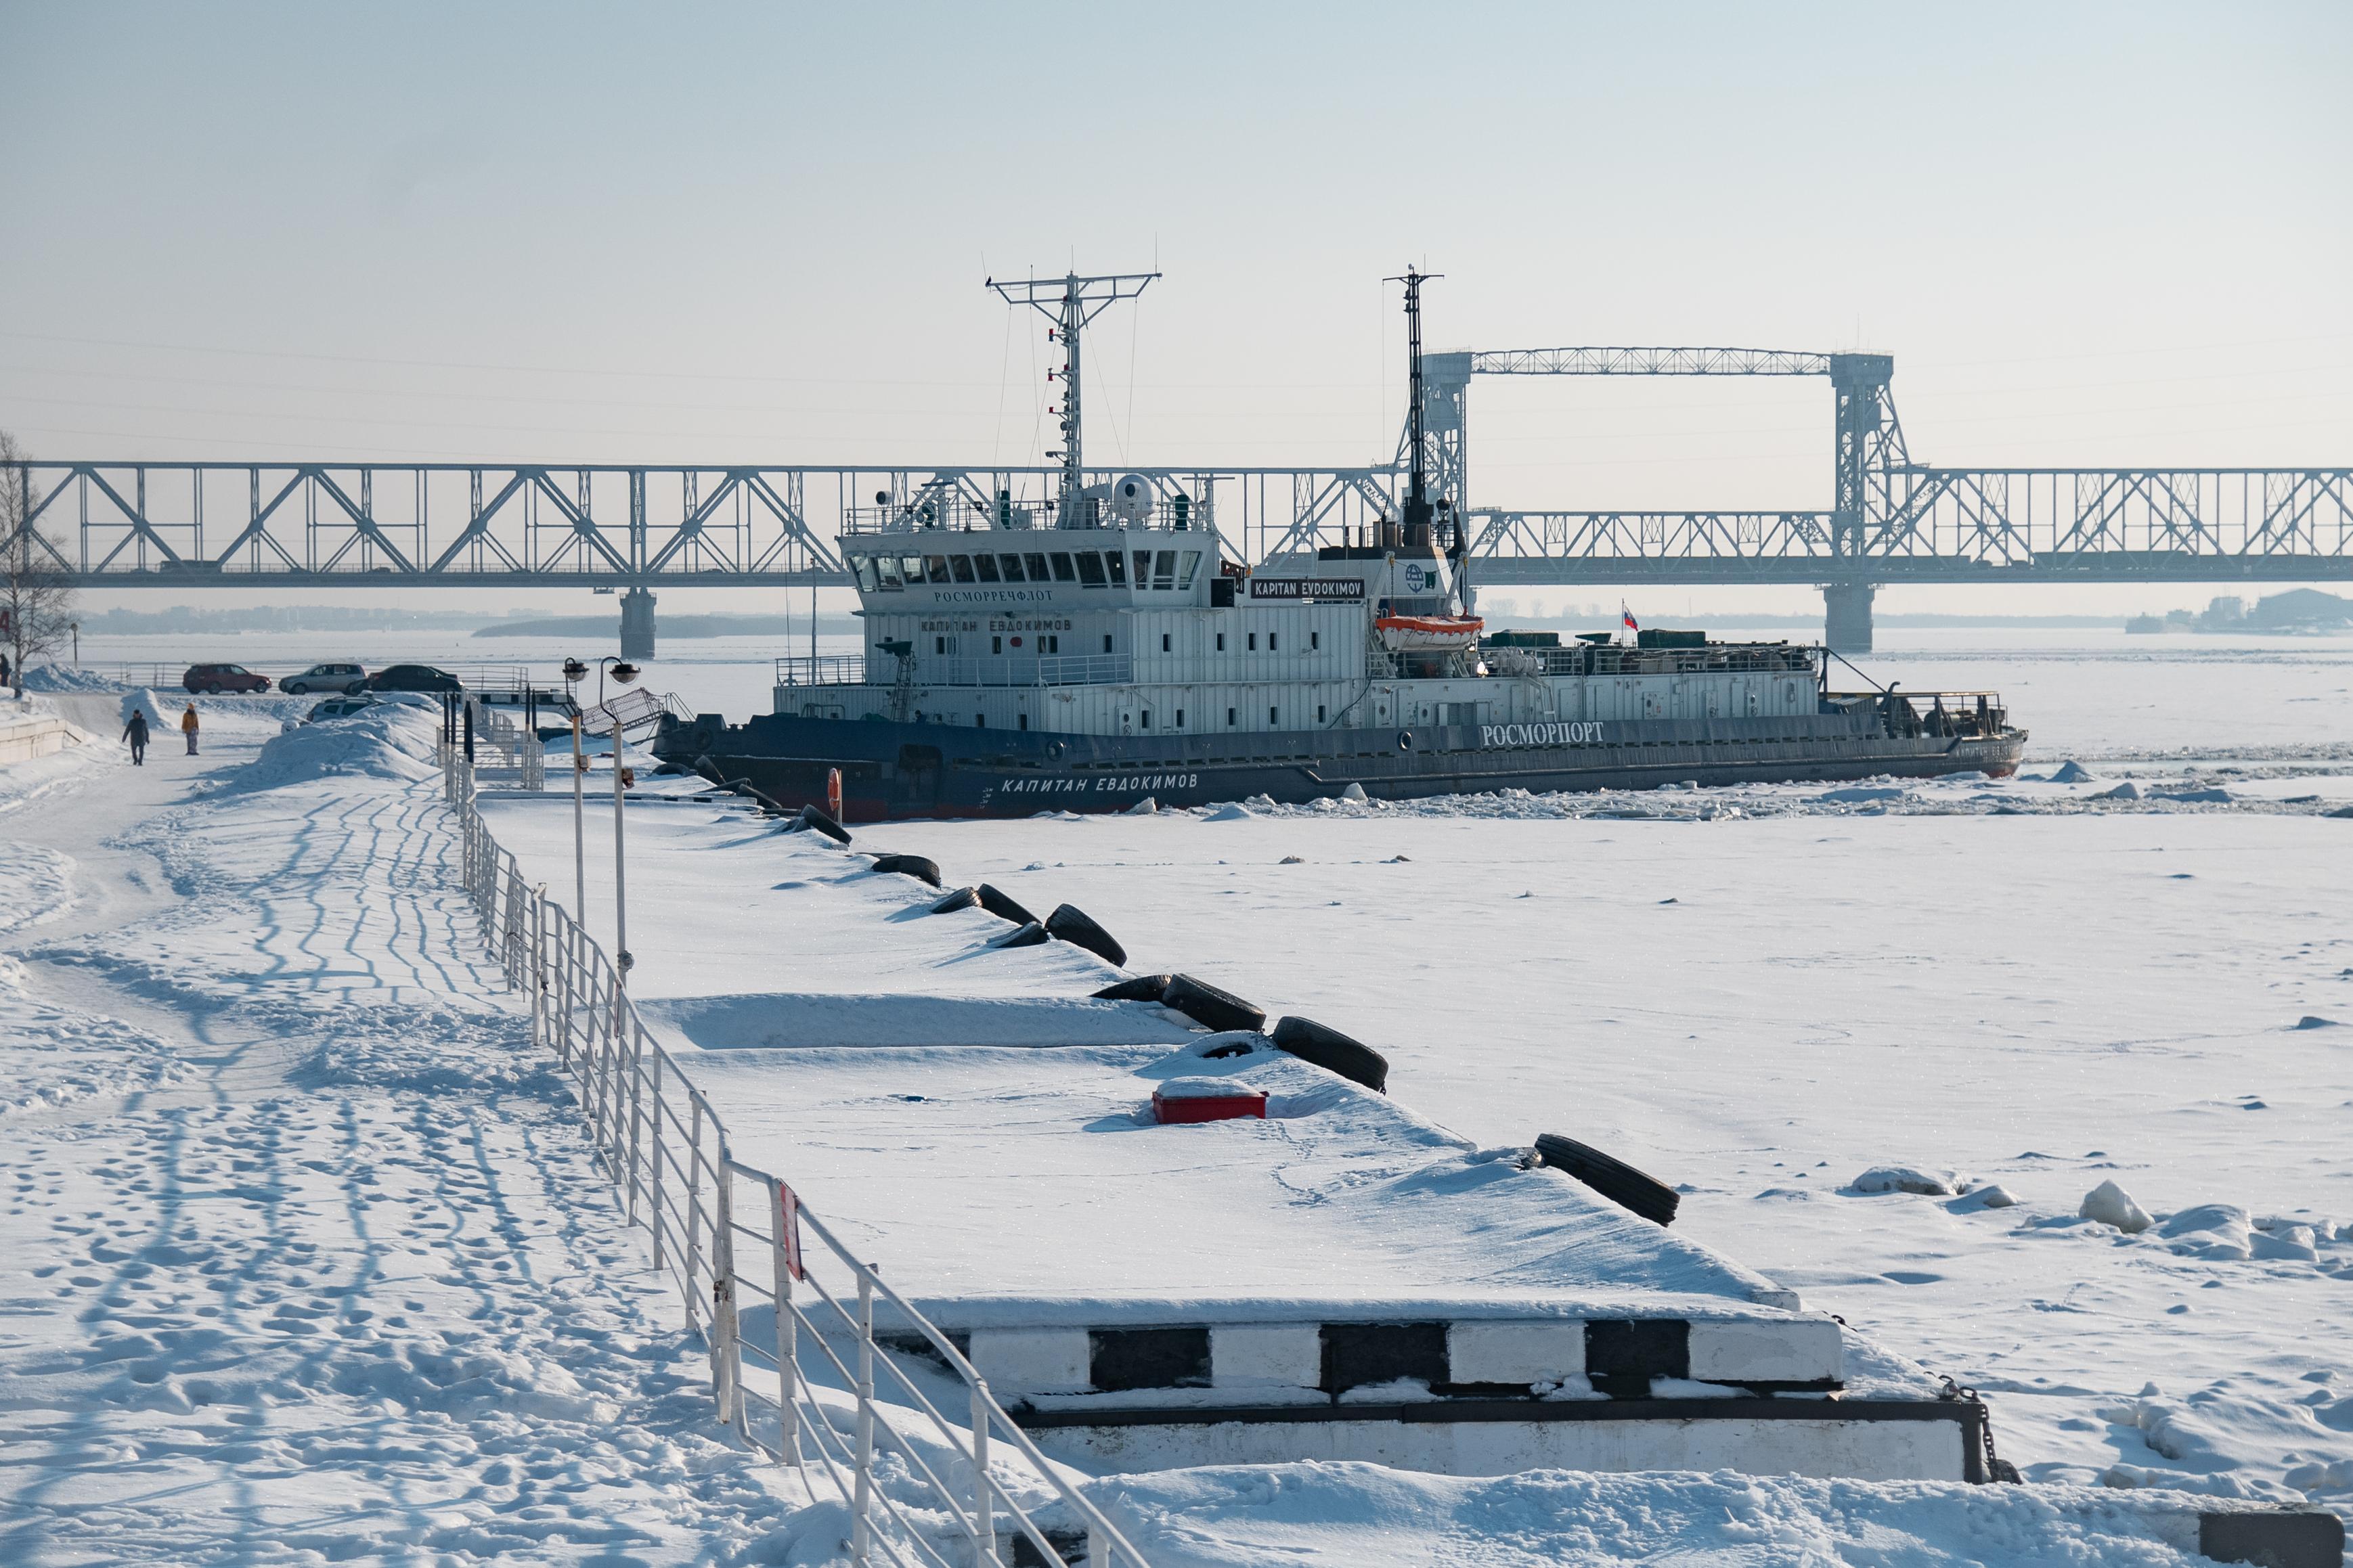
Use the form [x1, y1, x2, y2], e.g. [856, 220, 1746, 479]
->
[7, 349, 2347, 652]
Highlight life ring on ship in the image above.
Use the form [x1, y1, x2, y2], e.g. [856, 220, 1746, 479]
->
[1397, 730, 1413, 752]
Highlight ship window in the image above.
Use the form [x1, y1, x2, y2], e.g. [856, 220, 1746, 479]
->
[852, 557, 879, 592]
[1179, 550, 1202, 589]
[934, 636, 946, 654]
[950, 554, 977, 583]
[998, 554, 1026, 581]
[974, 554, 1002, 582]
[1160, 633, 1170, 652]
[1049, 552, 1078, 582]
[925, 556, 951, 584]
[1248, 632, 1257, 651]
[1216, 632, 1226, 652]
[1075, 552, 1107, 587]
[1269, 705, 1278, 725]
[1024, 552, 1051, 582]
[1105, 551, 1128, 585]
[1103, 633, 1114, 653]
[1318, 704, 1327, 723]
[1269, 632, 1279, 652]
[1176, 709, 1184, 727]
[991, 635, 1003, 654]
[1018, 713, 1028, 730]
[1133, 550, 1153, 585]
[1141, 711, 1151, 728]
[1046, 634, 1059, 653]
[1226, 707, 1236, 726]
[1153, 550, 1177, 589]
[975, 713, 986, 727]
[1311, 631, 1320, 650]
[876, 556, 903, 588]
[899, 554, 926, 583]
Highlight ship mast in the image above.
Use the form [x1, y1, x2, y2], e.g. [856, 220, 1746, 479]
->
[1387, 265, 1442, 551]
[988, 270, 1159, 526]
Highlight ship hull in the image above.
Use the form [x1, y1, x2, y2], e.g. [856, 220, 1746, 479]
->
[659, 710, 2027, 822]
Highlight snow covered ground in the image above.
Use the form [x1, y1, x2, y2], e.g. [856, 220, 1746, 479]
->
[7, 650, 2351, 1563]
[0, 698, 804, 1564]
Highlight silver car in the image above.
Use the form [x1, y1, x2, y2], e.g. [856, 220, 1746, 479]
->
[282, 662, 369, 696]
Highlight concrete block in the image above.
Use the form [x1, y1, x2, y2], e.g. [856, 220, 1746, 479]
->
[1688, 1317, 1843, 1385]
[1211, 1324, 1322, 1389]
[969, 1328, 1091, 1395]
[1447, 1321, 1585, 1385]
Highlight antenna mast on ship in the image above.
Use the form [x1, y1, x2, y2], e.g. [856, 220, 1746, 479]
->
[988, 270, 1159, 526]
[1387, 265, 1443, 551]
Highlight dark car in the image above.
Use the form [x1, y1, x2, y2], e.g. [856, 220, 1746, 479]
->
[282, 661, 369, 696]
[366, 664, 464, 694]
[182, 663, 271, 695]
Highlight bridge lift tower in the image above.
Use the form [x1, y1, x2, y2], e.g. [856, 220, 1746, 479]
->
[1413, 347, 1904, 649]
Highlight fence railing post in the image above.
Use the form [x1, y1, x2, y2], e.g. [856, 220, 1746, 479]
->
[649, 1051, 667, 1276]
[627, 1025, 645, 1224]
[855, 1271, 875, 1566]
[686, 1096, 705, 1334]
[971, 1381, 996, 1567]
[713, 1165, 739, 1424]
[770, 1175, 798, 1467]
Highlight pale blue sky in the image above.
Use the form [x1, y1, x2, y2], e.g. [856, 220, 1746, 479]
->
[3, 2, 2348, 612]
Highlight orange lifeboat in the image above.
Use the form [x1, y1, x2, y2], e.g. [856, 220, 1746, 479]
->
[1375, 614, 1485, 653]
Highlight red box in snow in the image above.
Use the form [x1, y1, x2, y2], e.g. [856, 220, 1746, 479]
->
[1152, 1078, 1268, 1125]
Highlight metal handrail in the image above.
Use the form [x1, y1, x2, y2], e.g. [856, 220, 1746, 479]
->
[438, 739, 1153, 1567]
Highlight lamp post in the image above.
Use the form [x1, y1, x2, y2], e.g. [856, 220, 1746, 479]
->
[561, 658, 590, 921]
[69, 622, 79, 665]
[594, 656, 640, 981]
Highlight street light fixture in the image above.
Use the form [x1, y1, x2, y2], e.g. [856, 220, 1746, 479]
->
[592, 656, 640, 983]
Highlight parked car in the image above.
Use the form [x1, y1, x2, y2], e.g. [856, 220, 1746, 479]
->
[282, 661, 368, 696]
[182, 663, 271, 695]
[305, 695, 379, 723]
[366, 663, 464, 694]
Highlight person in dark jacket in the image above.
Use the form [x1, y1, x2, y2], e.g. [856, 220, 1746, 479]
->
[123, 709, 149, 766]
[180, 702, 200, 755]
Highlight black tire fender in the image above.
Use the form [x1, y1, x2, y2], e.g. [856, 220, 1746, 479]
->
[797, 805, 852, 844]
[1162, 974, 1267, 1035]
[975, 883, 1036, 926]
[1533, 1133, 1680, 1228]
[1044, 904, 1125, 966]
[1269, 1015, 1389, 1093]
[993, 920, 1050, 949]
[928, 886, 980, 914]
[1091, 973, 1172, 1002]
[870, 853, 942, 887]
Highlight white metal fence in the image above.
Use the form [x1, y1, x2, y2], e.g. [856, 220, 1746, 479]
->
[436, 742, 1152, 1568]
[459, 695, 546, 791]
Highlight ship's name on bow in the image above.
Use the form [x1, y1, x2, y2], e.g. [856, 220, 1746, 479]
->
[1248, 577, 1365, 600]
[1480, 721, 1606, 748]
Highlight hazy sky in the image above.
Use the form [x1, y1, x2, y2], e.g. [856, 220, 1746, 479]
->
[4, 1, 2349, 615]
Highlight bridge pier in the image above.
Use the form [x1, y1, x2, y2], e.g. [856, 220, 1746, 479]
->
[1824, 581, 1874, 654]
[619, 587, 657, 661]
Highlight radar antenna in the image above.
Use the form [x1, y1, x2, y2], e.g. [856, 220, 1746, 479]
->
[987, 271, 1159, 527]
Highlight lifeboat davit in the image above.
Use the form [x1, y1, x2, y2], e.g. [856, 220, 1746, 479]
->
[1375, 614, 1485, 653]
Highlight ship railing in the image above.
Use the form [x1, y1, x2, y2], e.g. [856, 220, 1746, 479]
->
[453, 692, 545, 790]
[437, 749, 1160, 1568]
[840, 495, 1213, 537]
[774, 652, 1135, 690]
[1826, 688, 2010, 737]
[775, 655, 876, 688]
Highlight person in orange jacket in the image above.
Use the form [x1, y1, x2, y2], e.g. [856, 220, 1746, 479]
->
[181, 702, 200, 756]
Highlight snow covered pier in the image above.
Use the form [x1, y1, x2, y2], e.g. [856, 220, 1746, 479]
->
[478, 777, 1995, 1485]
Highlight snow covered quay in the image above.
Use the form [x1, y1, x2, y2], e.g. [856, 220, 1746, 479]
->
[1, 688, 2344, 1566]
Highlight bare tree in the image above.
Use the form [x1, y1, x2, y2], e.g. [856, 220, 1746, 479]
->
[1, 432, 79, 695]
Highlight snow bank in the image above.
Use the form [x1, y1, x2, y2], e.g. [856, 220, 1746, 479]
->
[20, 663, 127, 693]
[1084, 1462, 2282, 1567]
[1853, 1165, 1961, 1196]
[224, 694, 442, 791]
[2082, 1180, 2155, 1234]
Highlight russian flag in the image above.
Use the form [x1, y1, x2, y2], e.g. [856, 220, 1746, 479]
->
[1621, 604, 1639, 633]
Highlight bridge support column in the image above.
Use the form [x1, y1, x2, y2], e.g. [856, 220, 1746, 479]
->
[1824, 581, 1874, 654]
[619, 587, 657, 661]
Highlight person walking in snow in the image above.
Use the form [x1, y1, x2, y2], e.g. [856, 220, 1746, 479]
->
[123, 709, 149, 766]
[180, 702, 200, 756]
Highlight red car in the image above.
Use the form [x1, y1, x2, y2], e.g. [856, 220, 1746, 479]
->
[181, 663, 273, 695]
